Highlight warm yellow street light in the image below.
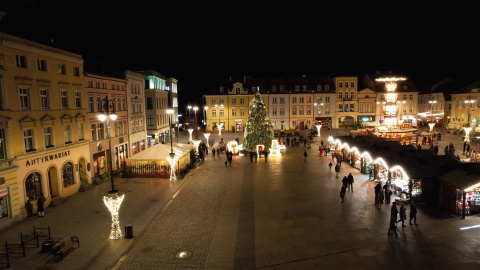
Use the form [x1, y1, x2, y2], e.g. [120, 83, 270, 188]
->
[98, 95, 118, 194]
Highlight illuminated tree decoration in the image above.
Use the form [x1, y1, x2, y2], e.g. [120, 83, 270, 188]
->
[192, 139, 201, 156]
[166, 153, 180, 181]
[217, 123, 224, 135]
[188, 128, 194, 142]
[103, 193, 125, 240]
[243, 89, 274, 152]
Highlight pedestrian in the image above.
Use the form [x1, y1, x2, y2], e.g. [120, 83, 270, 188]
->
[254, 151, 258, 163]
[347, 173, 354, 192]
[26, 197, 33, 217]
[217, 148, 220, 159]
[212, 148, 216, 159]
[466, 144, 471, 156]
[388, 214, 399, 236]
[264, 149, 269, 162]
[378, 186, 384, 205]
[303, 150, 308, 162]
[342, 176, 349, 186]
[340, 184, 347, 203]
[334, 163, 340, 178]
[463, 141, 467, 154]
[227, 151, 233, 167]
[374, 182, 382, 205]
[37, 193, 46, 217]
[383, 182, 392, 204]
[397, 203, 407, 227]
[328, 161, 333, 171]
[390, 201, 398, 222]
[249, 151, 254, 163]
[409, 201, 418, 225]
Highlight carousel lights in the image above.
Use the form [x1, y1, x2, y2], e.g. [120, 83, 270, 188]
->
[103, 193, 125, 240]
[375, 77, 407, 82]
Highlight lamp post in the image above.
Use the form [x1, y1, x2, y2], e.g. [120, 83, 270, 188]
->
[176, 114, 182, 143]
[203, 106, 208, 131]
[167, 109, 174, 155]
[428, 100, 437, 132]
[193, 106, 198, 139]
[313, 102, 317, 127]
[98, 95, 118, 194]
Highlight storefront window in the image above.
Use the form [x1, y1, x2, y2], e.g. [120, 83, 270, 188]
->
[25, 172, 41, 200]
[62, 162, 74, 187]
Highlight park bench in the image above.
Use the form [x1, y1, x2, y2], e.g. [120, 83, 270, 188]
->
[52, 236, 80, 261]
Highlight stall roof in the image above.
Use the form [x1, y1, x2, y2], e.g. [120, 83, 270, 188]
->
[126, 143, 192, 162]
[439, 169, 480, 191]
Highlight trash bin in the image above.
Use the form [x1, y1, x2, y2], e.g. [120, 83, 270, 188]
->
[125, 224, 133, 239]
[41, 239, 54, 253]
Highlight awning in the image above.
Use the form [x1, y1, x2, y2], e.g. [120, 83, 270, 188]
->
[126, 143, 192, 162]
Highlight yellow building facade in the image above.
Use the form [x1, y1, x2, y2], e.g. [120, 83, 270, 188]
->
[0, 33, 89, 229]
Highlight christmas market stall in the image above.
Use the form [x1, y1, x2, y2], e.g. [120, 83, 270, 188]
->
[125, 143, 192, 178]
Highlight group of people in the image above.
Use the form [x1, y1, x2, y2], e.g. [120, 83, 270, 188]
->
[26, 193, 46, 217]
[373, 181, 394, 205]
[388, 200, 418, 236]
[339, 173, 354, 202]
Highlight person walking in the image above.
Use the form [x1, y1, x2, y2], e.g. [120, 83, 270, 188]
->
[397, 203, 407, 227]
[388, 214, 399, 236]
[390, 201, 398, 223]
[212, 148, 216, 159]
[249, 151, 254, 163]
[37, 193, 46, 217]
[334, 163, 340, 178]
[328, 161, 333, 171]
[340, 184, 347, 203]
[347, 173, 354, 192]
[303, 150, 308, 162]
[264, 149, 269, 162]
[383, 182, 392, 204]
[463, 141, 467, 154]
[409, 201, 418, 225]
[374, 182, 382, 205]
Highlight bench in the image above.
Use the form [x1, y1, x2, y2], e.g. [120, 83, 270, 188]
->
[52, 236, 80, 261]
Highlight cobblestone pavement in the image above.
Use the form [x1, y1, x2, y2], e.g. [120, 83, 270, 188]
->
[1, 128, 479, 270]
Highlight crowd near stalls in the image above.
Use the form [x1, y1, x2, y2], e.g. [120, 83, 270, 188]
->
[328, 135, 480, 218]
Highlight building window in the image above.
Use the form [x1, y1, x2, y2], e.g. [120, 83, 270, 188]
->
[146, 97, 153, 110]
[25, 173, 41, 200]
[338, 104, 343, 112]
[58, 64, 66, 74]
[350, 82, 355, 88]
[0, 128, 6, 160]
[24, 128, 35, 152]
[317, 85, 322, 91]
[302, 85, 307, 91]
[232, 98, 236, 105]
[75, 91, 82, 108]
[350, 92, 354, 99]
[37, 59, 47, 71]
[44, 126, 54, 148]
[61, 90, 68, 109]
[232, 108, 237, 116]
[62, 162, 75, 187]
[339, 82, 343, 88]
[240, 108, 245, 116]
[19, 87, 30, 109]
[326, 97, 330, 103]
[272, 86, 276, 92]
[280, 86, 285, 92]
[292, 107, 297, 115]
[307, 96, 311, 103]
[272, 108, 277, 116]
[77, 123, 84, 141]
[325, 85, 329, 91]
[299, 106, 304, 115]
[235, 87, 241, 94]
[73, 67, 80, 76]
[292, 97, 297, 104]
[240, 98, 245, 104]
[16, 55, 27, 68]
[280, 108, 285, 116]
[272, 97, 277, 104]
[299, 97, 304, 103]
[280, 97, 285, 104]
[295, 85, 300, 91]
[40, 89, 49, 109]
[147, 115, 154, 126]
[63, 124, 72, 144]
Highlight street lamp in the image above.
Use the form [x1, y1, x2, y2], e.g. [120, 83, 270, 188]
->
[98, 95, 118, 194]
[193, 106, 198, 139]
[166, 109, 174, 157]
[187, 105, 192, 129]
[313, 102, 317, 127]
[203, 106, 208, 131]
[176, 114, 182, 143]
[428, 100, 437, 132]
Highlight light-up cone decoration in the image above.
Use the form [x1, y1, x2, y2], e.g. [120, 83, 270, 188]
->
[428, 123, 435, 132]
[464, 127, 472, 142]
[166, 152, 179, 181]
[103, 193, 125, 240]
[217, 123, 224, 135]
[188, 128, 194, 142]
[193, 139, 201, 156]
[316, 124, 322, 137]
[204, 133, 210, 150]
[270, 139, 281, 157]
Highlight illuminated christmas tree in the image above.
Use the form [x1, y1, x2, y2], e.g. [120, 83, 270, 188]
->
[243, 89, 274, 152]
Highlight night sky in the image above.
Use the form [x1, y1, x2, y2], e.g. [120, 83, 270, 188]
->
[1, 1, 479, 112]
